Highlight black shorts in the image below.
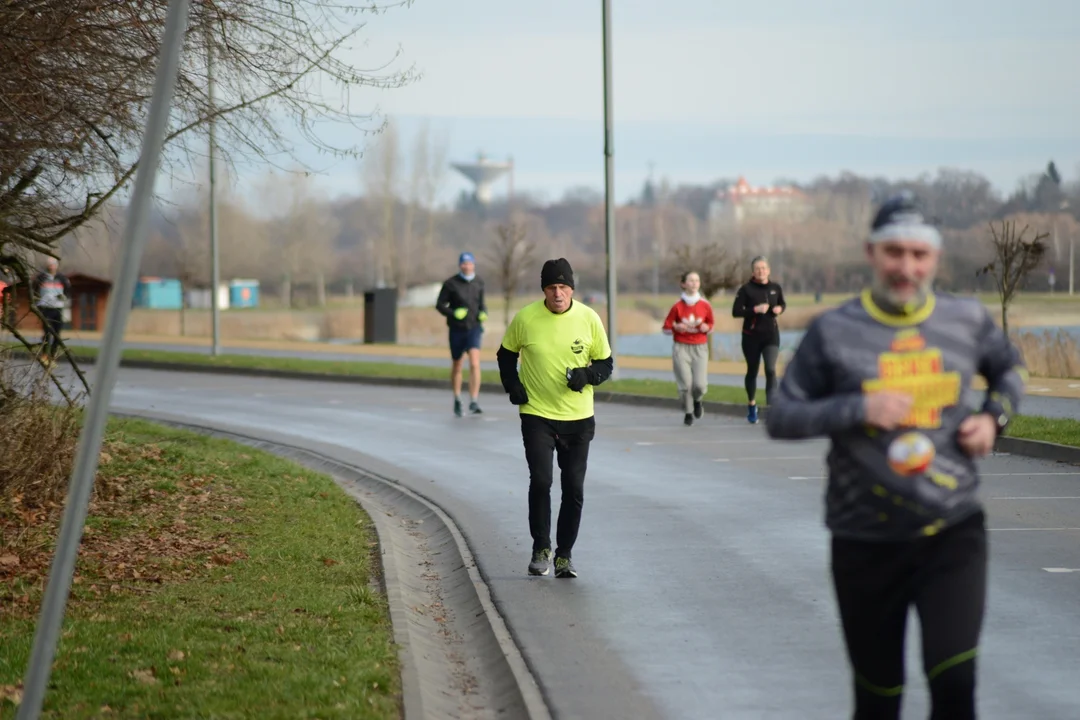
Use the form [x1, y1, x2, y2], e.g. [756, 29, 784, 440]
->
[449, 326, 483, 360]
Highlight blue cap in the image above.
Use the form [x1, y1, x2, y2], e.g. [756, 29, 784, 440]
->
[459, 251, 475, 264]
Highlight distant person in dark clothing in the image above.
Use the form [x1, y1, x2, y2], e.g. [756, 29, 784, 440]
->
[32, 257, 71, 365]
[732, 255, 786, 424]
[436, 251, 488, 417]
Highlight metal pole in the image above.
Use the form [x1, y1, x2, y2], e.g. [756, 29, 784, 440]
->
[1062, 234, 1071, 295]
[16, 2, 192, 717]
[601, 0, 618, 377]
[207, 23, 221, 356]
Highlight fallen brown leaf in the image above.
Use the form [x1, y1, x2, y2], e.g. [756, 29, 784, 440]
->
[130, 668, 158, 685]
[167, 649, 185, 661]
[0, 684, 23, 704]
[0, 555, 19, 567]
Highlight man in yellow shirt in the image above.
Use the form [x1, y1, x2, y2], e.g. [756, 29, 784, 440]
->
[497, 258, 614, 579]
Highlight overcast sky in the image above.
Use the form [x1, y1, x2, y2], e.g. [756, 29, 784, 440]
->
[161, 0, 1080, 208]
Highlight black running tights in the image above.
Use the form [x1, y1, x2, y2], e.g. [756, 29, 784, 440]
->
[521, 413, 595, 559]
[830, 512, 988, 720]
[741, 335, 778, 404]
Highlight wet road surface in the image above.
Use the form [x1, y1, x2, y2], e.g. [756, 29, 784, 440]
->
[55, 366, 1080, 718]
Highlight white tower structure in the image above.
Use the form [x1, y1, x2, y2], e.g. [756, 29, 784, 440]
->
[451, 152, 512, 205]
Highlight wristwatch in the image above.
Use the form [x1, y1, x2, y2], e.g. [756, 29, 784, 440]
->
[981, 398, 1011, 434]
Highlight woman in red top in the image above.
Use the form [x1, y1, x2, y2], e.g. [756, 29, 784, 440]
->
[662, 271, 714, 426]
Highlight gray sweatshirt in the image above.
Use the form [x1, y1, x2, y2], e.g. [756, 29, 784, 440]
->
[766, 290, 1026, 541]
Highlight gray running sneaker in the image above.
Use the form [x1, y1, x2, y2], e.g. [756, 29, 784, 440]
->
[554, 556, 577, 579]
[528, 548, 553, 576]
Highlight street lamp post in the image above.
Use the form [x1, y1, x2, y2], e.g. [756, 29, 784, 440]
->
[601, 0, 617, 377]
[207, 25, 221, 355]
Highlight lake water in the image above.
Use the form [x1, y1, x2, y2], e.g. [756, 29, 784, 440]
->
[617, 325, 1080, 361]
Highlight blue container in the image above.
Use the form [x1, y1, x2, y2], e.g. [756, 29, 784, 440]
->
[229, 279, 260, 308]
[133, 277, 183, 309]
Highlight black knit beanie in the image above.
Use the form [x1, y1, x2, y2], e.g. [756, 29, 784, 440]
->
[541, 258, 575, 290]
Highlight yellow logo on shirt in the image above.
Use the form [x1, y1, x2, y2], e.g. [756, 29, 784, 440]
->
[862, 332, 961, 428]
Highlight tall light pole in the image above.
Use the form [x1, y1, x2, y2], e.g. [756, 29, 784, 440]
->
[601, 0, 618, 377]
[207, 24, 221, 355]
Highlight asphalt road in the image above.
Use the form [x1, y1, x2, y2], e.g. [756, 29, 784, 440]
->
[63, 337, 1080, 419]
[43, 365, 1080, 719]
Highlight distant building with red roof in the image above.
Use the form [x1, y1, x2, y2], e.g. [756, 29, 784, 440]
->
[708, 176, 813, 229]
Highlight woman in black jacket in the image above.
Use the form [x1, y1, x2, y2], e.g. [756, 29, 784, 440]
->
[731, 255, 786, 424]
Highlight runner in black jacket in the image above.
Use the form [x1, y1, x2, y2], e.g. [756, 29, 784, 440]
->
[436, 251, 488, 416]
[731, 255, 785, 423]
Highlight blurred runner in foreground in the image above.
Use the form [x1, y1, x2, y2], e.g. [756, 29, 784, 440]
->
[767, 192, 1025, 720]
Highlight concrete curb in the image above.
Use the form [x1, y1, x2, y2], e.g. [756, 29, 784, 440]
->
[109, 410, 554, 720]
[993, 435, 1080, 466]
[62, 353, 1080, 466]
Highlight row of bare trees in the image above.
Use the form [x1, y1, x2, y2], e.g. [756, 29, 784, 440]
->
[1, 0, 417, 342]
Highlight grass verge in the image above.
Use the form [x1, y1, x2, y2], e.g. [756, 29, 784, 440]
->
[32, 345, 1080, 448]
[0, 417, 400, 719]
[1004, 414, 1080, 448]
[52, 345, 770, 406]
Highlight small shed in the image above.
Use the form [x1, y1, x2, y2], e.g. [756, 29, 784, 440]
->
[6, 272, 113, 333]
[133, 277, 183, 310]
[229, 279, 260, 308]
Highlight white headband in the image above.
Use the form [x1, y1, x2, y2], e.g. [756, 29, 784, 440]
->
[869, 222, 942, 249]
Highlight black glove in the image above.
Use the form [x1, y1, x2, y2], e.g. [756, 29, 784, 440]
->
[508, 383, 529, 406]
[566, 367, 591, 393]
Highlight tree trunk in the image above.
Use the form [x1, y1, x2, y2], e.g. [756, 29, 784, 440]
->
[1001, 303, 1009, 337]
[504, 291, 512, 330]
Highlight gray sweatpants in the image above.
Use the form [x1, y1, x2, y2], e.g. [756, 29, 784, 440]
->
[672, 341, 709, 413]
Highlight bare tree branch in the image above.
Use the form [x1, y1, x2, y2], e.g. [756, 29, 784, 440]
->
[487, 221, 535, 329]
[976, 218, 1048, 335]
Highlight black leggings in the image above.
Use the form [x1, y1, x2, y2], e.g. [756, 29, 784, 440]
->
[40, 308, 64, 358]
[830, 512, 987, 720]
[521, 413, 595, 559]
[741, 334, 778, 404]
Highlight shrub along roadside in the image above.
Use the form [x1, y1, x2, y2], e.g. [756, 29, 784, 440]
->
[0, 417, 400, 719]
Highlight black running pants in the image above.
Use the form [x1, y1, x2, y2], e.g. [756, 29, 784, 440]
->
[741, 334, 778, 404]
[830, 512, 987, 720]
[40, 307, 64, 357]
[521, 413, 595, 559]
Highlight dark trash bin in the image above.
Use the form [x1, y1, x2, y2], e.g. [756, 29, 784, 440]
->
[364, 287, 397, 344]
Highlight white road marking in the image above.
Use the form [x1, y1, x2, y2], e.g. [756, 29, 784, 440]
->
[988, 527, 1080, 531]
[1069, 384, 1080, 389]
[983, 472, 1080, 476]
[1028, 387, 1051, 392]
[791, 473, 1080, 481]
[990, 496, 1080, 500]
[716, 456, 820, 461]
[1043, 568, 1080, 573]
[635, 439, 769, 446]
